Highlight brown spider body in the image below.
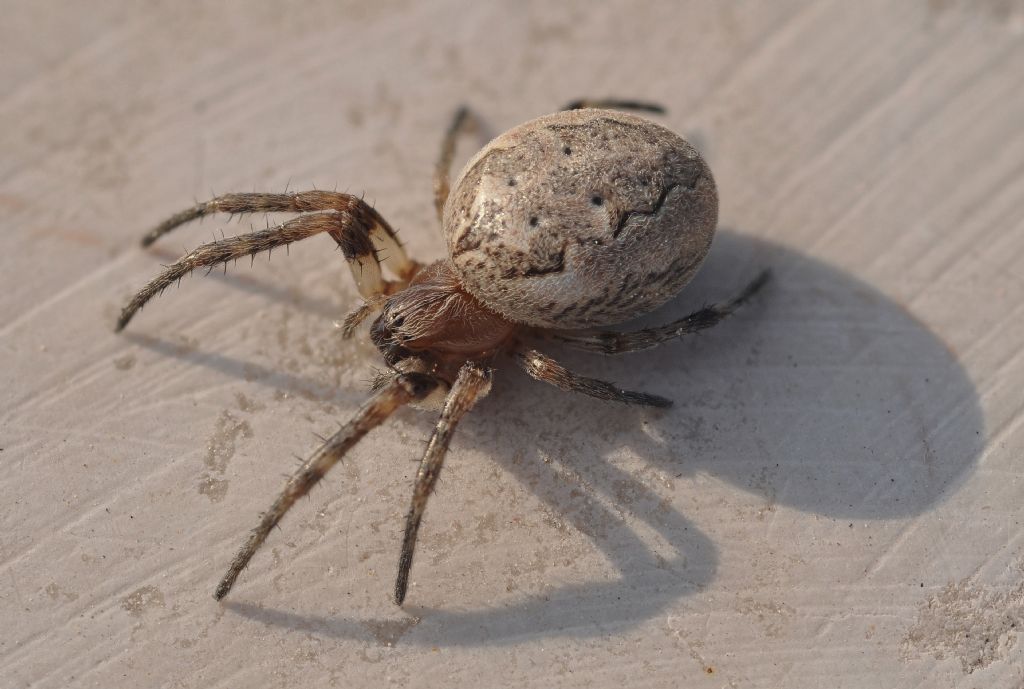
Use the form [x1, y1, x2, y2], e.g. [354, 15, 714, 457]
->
[116, 101, 768, 605]
[371, 261, 513, 368]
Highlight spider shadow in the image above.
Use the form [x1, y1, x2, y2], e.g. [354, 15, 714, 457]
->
[224, 441, 708, 643]
[121, 331, 358, 404]
[640, 229, 984, 520]
[223, 229, 983, 645]
[120, 244, 374, 403]
[145, 243, 343, 322]
[224, 426, 711, 645]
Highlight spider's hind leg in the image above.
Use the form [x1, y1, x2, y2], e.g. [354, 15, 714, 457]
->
[517, 349, 672, 408]
[553, 269, 771, 355]
[562, 98, 666, 114]
[434, 107, 484, 221]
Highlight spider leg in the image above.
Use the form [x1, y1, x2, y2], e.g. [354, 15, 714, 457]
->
[433, 106, 482, 221]
[339, 301, 375, 339]
[516, 348, 672, 408]
[553, 269, 771, 355]
[117, 200, 407, 331]
[562, 98, 666, 114]
[213, 372, 439, 601]
[394, 363, 493, 604]
[141, 190, 417, 281]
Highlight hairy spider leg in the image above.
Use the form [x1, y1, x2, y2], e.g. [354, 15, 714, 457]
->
[140, 191, 415, 277]
[517, 349, 672, 408]
[117, 192, 416, 331]
[433, 106, 483, 221]
[394, 363, 493, 604]
[552, 269, 771, 355]
[214, 372, 439, 601]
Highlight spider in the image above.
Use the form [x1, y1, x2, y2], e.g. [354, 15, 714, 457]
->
[116, 99, 770, 605]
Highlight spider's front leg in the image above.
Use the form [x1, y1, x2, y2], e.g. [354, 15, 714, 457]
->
[214, 371, 440, 601]
[116, 191, 418, 331]
[394, 362, 493, 604]
[141, 191, 415, 280]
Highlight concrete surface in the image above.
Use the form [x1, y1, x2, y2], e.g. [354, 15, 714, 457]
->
[2, 1, 1023, 687]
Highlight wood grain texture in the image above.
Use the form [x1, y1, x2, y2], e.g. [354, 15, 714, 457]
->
[2, 1, 1023, 687]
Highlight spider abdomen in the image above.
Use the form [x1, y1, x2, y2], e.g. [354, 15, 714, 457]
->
[443, 108, 717, 329]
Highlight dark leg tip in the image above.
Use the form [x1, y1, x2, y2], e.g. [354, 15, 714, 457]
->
[394, 563, 411, 605]
[564, 99, 666, 114]
[624, 101, 666, 114]
[115, 307, 135, 332]
[628, 392, 674, 408]
[738, 268, 773, 303]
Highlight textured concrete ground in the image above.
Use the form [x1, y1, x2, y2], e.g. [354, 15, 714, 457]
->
[2, 1, 1023, 687]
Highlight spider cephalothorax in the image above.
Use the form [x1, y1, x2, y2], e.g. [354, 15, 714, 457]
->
[116, 100, 769, 604]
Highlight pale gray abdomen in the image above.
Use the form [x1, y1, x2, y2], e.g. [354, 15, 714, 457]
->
[444, 108, 717, 329]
